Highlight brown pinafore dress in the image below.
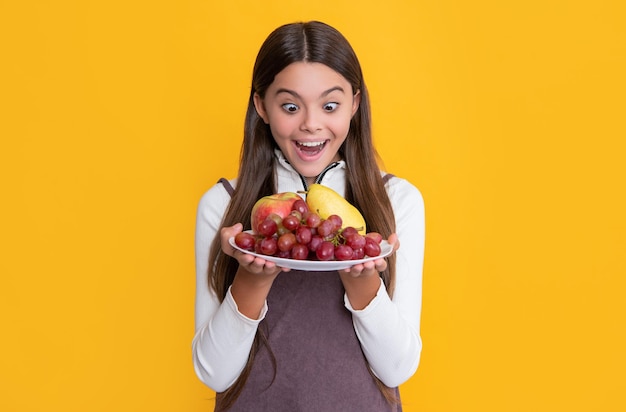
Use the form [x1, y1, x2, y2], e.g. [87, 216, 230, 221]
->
[217, 178, 401, 412]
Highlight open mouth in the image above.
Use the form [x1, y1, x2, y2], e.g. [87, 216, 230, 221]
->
[295, 140, 328, 156]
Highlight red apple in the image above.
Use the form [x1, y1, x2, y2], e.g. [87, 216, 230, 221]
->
[250, 192, 302, 234]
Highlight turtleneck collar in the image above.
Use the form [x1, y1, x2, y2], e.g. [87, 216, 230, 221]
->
[273, 149, 346, 191]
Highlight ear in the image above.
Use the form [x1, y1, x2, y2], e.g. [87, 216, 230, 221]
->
[253, 93, 269, 124]
[351, 89, 361, 117]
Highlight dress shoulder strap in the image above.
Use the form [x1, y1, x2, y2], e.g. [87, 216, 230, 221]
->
[382, 173, 395, 185]
[218, 177, 235, 197]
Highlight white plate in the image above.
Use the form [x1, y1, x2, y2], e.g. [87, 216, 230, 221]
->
[228, 234, 393, 271]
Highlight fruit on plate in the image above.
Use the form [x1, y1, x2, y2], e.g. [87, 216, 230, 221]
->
[306, 184, 366, 234]
[240, 187, 386, 262]
[250, 192, 302, 234]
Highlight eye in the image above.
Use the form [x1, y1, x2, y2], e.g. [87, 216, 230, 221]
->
[323, 102, 339, 112]
[282, 103, 299, 113]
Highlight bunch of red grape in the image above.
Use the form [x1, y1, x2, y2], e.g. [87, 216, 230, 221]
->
[234, 198, 383, 261]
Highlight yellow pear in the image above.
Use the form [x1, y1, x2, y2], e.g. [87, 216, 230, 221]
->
[306, 184, 366, 234]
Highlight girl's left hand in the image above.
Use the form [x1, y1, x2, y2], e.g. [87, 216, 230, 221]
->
[339, 233, 400, 310]
[340, 233, 400, 278]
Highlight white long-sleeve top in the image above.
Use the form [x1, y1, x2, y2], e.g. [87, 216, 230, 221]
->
[192, 151, 425, 392]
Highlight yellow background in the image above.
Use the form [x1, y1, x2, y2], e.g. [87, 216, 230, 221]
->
[1, 1, 625, 411]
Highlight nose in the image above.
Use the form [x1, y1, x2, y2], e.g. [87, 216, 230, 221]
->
[300, 109, 322, 134]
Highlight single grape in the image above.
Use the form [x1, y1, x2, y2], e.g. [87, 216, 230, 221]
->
[292, 199, 309, 215]
[295, 226, 312, 245]
[234, 232, 256, 251]
[277, 232, 297, 252]
[327, 214, 343, 231]
[276, 249, 290, 258]
[257, 218, 277, 237]
[282, 215, 300, 231]
[276, 223, 291, 236]
[365, 232, 383, 244]
[345, 233, 366, 250]
[308, 235, 324, 252]
[260, 237, 278, 256]
[341, 226, 358, 239]
[291, 243, 309, 260]
[364, 237, 381, 257]
[304, 212, 321, 228]
[268, 213, 283, 225]
[317, 219, 334, 237]
[290, 210, 302, 221]
[335, 244, 353, 261]
[352, 247, 365, 260]
[316, 241, 335, 261]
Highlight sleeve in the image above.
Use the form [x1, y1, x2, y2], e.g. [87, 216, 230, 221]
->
[344, 177, 425, 387]
[191, 183, 268, 392]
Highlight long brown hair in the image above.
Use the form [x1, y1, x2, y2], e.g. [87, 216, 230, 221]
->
[207, 21, 398, 410]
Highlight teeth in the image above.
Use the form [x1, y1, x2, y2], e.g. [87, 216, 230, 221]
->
[298, 141, 325, 147]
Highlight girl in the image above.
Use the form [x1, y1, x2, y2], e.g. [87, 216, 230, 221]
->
[193, 21, 424, 411]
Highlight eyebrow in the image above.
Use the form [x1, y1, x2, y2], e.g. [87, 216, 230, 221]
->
[274, 86, 345, 99]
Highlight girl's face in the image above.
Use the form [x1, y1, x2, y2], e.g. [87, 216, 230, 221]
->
[254, 62, 360, 184]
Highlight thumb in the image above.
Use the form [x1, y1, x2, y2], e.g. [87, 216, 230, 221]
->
[387, 233, 400, 252]
[221, 223, 244, 255]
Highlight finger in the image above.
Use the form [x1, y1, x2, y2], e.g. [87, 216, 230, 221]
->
[362, 260, 378, 272]
[249, 257, 285, 277]
[373, 258, 388, 273]
[254, 256, 276, 269]
[235, 250, 256, 265]
[222, 223, 243, 240]
[221, 223, 244, 255]
[349, 264, 365, 275]
[387, 233, 400, 252]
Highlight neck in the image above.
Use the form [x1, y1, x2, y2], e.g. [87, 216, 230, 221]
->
[298, 162, 341, 191]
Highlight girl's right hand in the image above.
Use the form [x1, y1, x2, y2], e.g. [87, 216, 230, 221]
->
[222, 223, 287, 319]
[220, 223, 290, 277]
